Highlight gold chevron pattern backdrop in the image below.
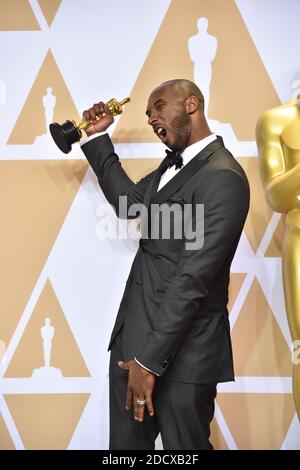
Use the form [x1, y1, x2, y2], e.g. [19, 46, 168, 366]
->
[0, 0, 299, 449]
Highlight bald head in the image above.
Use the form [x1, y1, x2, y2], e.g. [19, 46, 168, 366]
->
[146, 78, 211, 151]
[153, 79, 205, 111]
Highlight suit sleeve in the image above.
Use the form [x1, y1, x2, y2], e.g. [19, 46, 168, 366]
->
[135, 169, 250, 375]
[81, 133, 155, 218]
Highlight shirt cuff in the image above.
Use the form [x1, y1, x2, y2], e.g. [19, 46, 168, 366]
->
[80, 132, 108, 146]
[134, 358, 159, 376]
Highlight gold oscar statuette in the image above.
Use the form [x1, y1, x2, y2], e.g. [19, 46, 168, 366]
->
[256, 91, 300, 419]
[49, 97, 130, 154]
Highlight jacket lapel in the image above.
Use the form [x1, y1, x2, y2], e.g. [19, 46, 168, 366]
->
[140, 137, 225, 245]
[141, 159, 168, 241]
[152, 136, 225, 204]
[142, 158, 167, 210]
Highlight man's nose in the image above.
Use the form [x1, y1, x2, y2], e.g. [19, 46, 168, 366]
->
[148, 112, 157, 126]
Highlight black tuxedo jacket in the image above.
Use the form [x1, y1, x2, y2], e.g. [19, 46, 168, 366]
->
[82, 134, 249, 384]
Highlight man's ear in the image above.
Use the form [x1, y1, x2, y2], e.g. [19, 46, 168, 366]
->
[185, 95, 199, 114]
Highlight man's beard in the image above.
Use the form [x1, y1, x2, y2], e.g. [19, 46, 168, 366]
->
[168, 111, 190, 152]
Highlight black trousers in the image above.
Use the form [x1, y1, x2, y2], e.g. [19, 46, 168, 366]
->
[109, 330, 217, 450]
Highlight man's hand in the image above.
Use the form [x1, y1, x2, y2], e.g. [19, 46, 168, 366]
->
[82, 102, 114, 136]
[118, 360, 155, 422]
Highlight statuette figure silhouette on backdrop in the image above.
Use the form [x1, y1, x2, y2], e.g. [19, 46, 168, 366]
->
[32, 317, 62, 379]
[188, 17, 217, 115]
[188, 18, 236, 145]
[41, 317, 54, 368]
[43, 87, 56, 134]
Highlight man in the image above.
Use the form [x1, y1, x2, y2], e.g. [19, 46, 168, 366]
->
[81, 79, 250, 450]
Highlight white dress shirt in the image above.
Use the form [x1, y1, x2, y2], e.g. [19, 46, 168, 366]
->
[81, 132, 106, 146]
[157, 133, 217, 191]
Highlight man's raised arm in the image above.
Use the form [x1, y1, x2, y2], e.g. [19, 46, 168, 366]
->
[81, 101, 155, 218]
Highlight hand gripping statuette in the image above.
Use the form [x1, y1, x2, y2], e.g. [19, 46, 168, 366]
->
[49, 97, 130, 154]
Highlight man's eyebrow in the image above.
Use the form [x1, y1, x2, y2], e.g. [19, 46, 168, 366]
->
[145, 99, 165, 117]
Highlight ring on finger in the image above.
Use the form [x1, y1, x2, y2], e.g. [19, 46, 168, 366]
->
[137, 399, 147, 405]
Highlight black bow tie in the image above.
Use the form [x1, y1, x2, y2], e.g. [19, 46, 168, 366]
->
[165, 149, 184, 170]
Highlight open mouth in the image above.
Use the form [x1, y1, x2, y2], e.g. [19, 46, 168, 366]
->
[155, 126, 167, 142]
